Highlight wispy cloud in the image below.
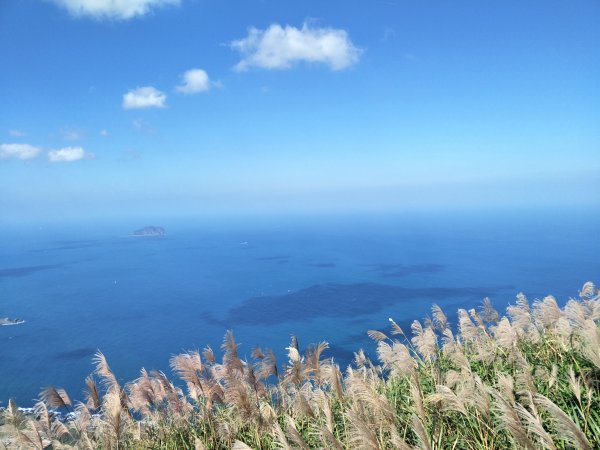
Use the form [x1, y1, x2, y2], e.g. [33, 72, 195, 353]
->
[175, 68, 216, 94]
[60, 127, 84, 141]
[50, 0, 180, 20]
[8, 129, 26, 137]
[100, 129, 110, 137]
[131, 118, 156, 135]
[122, 86, 167, 109]
[230, 22, 362, 71]
[0, 143, 41, 160]
[48, 146, 93, 163]
[382, 27, 396, 42]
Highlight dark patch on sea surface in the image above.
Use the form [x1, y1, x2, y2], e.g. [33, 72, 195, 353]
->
[366, 263, 445, 278]
[308, 262, 336, 268]
[341, 331, 376, 347]
[325, 344, 356, 364]
[257, 255, 289, 261]
[32, 240, 101, 252]
[221, 282, 512, 326]
[0, 264, 62, 281]
[101, 310, 149, 321]
[55, 348, 96, 361]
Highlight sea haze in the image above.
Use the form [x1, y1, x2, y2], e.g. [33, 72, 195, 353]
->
[0, 211, 598, 405]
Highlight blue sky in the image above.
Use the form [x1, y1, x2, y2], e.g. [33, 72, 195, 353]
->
[1, 0, 599, 222]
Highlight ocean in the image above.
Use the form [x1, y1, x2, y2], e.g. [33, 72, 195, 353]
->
[1, 210, 598, 406]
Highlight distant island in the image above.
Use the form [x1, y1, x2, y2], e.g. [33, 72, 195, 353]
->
[130, 226, 166, 237]
[0, 317, 25, 326]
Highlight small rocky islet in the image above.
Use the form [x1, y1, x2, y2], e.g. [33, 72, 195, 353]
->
[0, 317, 25, 326]
[130, 226, 166, 237]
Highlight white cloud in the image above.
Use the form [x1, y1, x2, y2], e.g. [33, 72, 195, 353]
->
[123, 86, 167, 109]
[0, 143, 41, 160]
[50, 0, 180, 20]
[100, 129, 110, 136]
[230, 22, 361, 71]
[9, 129, 26, 137]
[48, 146, 93, 163]
[175, 69, 213, 94]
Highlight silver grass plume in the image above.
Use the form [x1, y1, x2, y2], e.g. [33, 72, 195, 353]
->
[490, 317, 517, 350]
[253, 347, 278, 380]
[533, 393, 591, 450]
[322, 362, 344, 402]
[431, 303, 448, 332]
[426, 385, 468, 416]
[580, 319, 600, 368]
[347, 409, 380, 450]
[457, 308, 480, 343]
[20, 419, 44, 450]
[565, 299, 588, 329]
[93, 351, 120, 392]
[376, 340, 415, 378]
[84, 375, 101, 410]
[488, 387, 536, 450]
[101, 386, 131, 447]
[514, 402, 556, 450]
[548, 364, 559, 389]
[271, 420, 293, 450]
[469, 307, 485, 328]
[496, 373, 516, 405]
[346, 368, 395, 426]
[284, 415, 310, 450]
[367, 329, 388, 342]
[568, 366, 582, 404]
[410, 320, 437, 361]
[579, 281, 598, 301]
[291, 384, 315, 419]
[32, 401, 51, 434]
[507, 292, 533, 336]
[39, 386, 72, 410]
[222, 330, 244, 374]
[354, 349, 368, 368]
[411, 415, 432, 450]
[533, 295, 562, 329]
[170, 350, 205, 396]
[410, 375, 427, 424]
[305, 341, 329, 384]
[203, 345, 216, 364]
[480, 297, 500, 323]
[388, 317, 405, 336]
[317, 425, 345, 450]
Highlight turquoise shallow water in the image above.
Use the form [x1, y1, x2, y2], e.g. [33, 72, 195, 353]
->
[1, 211, 598, 406]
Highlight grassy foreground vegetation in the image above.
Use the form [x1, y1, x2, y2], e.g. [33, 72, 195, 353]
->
[2, 282, 600, 449]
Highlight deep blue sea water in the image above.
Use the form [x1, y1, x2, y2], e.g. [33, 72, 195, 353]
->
[1, 211, 599, 406]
